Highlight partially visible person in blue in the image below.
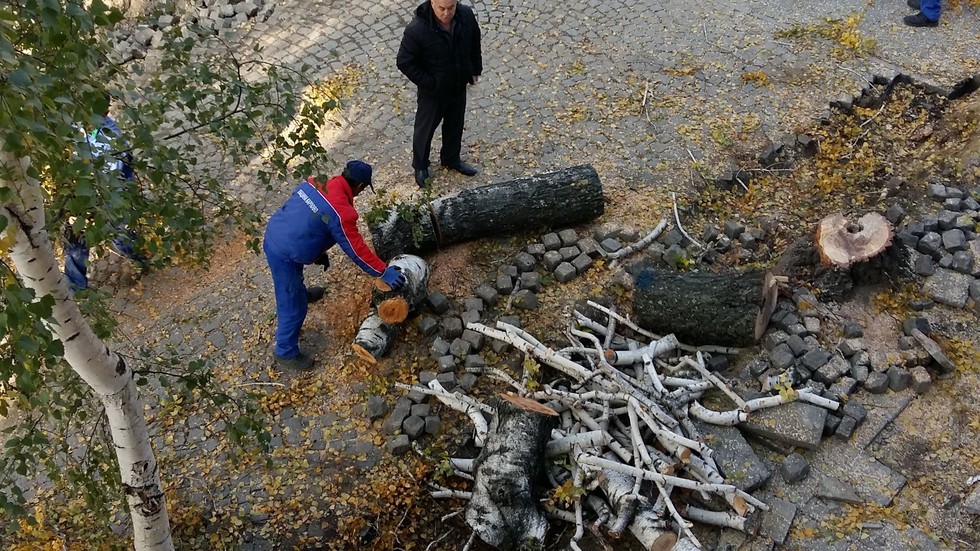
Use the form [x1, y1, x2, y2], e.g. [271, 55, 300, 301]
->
[904, 0, 940, 27]
[263, 160, 407, 371]
[64, 96, 147, 291]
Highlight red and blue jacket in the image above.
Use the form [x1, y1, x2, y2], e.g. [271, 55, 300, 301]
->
[264, 175, 386, 276]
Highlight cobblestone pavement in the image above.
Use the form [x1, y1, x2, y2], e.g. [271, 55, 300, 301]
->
[101, 0, 980, 549]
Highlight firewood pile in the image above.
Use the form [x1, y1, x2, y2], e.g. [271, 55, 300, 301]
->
[399, 301, 842, 551]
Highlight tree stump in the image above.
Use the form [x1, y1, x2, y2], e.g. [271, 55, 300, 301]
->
[633, 269, 771, 347]
[368, 165, 604, 260]
[775, 213, 909, 301]
[465, 393, 559, 551]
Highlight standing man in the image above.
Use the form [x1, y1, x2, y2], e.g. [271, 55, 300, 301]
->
[397, 0, 483, 188]
[904, 0, 940, 27]
[263, 160, 406, 371]
[64, 95, 148, 291]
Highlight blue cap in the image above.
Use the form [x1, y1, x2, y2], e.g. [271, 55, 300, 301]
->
[345, 160, 373, 192]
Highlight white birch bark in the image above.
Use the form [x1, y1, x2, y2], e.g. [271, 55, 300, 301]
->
[1, 152, 173, 551]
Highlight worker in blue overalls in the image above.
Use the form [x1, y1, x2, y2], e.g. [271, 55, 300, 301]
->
[263, 160, 406, 371]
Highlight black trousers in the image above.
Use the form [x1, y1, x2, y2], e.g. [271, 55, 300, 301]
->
[412, 87, 467, 170]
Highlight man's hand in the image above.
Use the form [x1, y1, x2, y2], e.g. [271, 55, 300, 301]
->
[380, 265, 407, 291]
[314, 253, 330, 272]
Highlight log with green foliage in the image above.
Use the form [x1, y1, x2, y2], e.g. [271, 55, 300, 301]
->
[0, 1, 333, 548]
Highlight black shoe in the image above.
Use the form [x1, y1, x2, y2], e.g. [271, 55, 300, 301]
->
[903, 12, 938, 27]
[274, 351, 314, 371]
[442, 161, 479, 176]
[414, 169, 430, 188]
[306, 286, 326, 304]
[907, 0, 919, 9]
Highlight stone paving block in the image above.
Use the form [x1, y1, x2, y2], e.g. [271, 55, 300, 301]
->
[498, 265, 518, 278]
[387, 434, 410, 455]
[815, 473, 862, 504]
[909, 365, 932, 394]
[554, 262, 576, 283]
[599, 237, 622, 253]
[526, 243, 546, 257]
[427, 291, 450, 314]
[383, 406, 410, 435]
[417, 315, 438, 337]
[419, 371, 437, 385]
[430, 337, 450, 359]
[463, 297, 484, 312]
[410, 404, 430, 418]
[813, 355, 849, 385]
[441, 317, 463, 340]
[842, 401, 867, 425]
[922, 267, 973, 308]
[474, 283, 499, 306]
[542, 232, 561, 251]
[458, 373, 478, 392]
[697, 423, 772, 492]
[366, 396, 388, 420]
[887, 366, 911, 391]
[435, 372, 456, 391]
[558, 228, 579, 246]
[449, 338, 472, 359]
[460, 309, 481, 325]
[402, 416, 424, 440]
[514, 251, 537, 272]
[461, 329, 484, 351]
[571, 253, 592, 274]
[495, 274, 514, 295]
[558, 245, 580, 261]
[781, 453, 810, 483]
[576, 236, 601, 258]
[812, 444, 908, 507]
[512, 289, 538, 309]
[519, 271, 540, 292]
[437, 355, 456, 373]
[463, 354, 485, 369]
[740, 402, 827, 450]
[424, 416, 441, 434]
[786, 334, 807, 356]
[760, 497, 797, 544]
[769, 343, 795, 370]
[834, 416, 857, 440]
[965, 485, 980, 515]
[542, 250, 563, 271]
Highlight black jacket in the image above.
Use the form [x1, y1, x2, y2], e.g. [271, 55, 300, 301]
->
[397, 1, 482, 98]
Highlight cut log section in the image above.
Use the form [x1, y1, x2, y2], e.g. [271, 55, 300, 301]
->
[368, 165, 604, 260]
[633, 268, 770, 347]
[352, 313, 398, 364]
[465, 394, 559, 551]
[373, 254, 430, 323]
[815, 212, 893, 267]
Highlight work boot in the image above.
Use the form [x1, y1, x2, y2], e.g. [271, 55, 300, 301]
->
[903, 12, 938, 27]
[442, 161, 479, 176]
[274, 351, 314, 371]
[306, 286, 326, 304]
[414, 168, 430, 188]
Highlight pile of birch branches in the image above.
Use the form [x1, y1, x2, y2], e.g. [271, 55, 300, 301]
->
[403, 301, 840, 551]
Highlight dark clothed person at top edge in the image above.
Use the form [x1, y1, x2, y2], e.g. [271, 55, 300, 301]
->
[397, 0, 483, 186]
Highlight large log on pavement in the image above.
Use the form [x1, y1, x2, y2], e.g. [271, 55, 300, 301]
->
[466, 393, 559, 551]
[368, 164, 604, 260]
[633, 268, 775, 347]
[352, 255, 430, 362]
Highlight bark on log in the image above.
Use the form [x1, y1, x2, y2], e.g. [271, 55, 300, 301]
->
[633, 269, 769, 347]
[353, 255, 430, 362]
[352, 313, 398, 364]
[466, 395, 559, 550]
[372, 254, 430, 323]
[368, 165, 604, 260]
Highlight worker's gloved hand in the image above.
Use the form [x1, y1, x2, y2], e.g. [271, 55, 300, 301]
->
[380, 265, 406, 291]
[314, 252, 330, 272]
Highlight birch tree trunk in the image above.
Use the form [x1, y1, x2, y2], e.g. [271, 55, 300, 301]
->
[1, 152, 173, 551]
